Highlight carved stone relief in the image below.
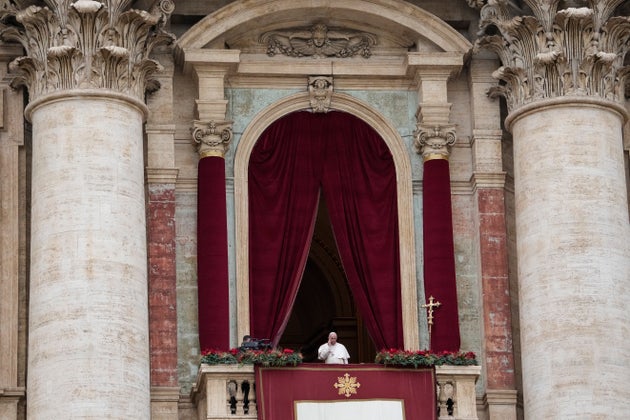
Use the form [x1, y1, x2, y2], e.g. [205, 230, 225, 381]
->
[0, 0, 175, 101]
[308, 76, 333, 113]
[474, 0, 630, 112]
[414, 124, 457, 160]
[192, 120, 233, 158]
[260, 23, 377, 58]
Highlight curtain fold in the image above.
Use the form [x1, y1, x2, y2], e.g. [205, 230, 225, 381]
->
[321, 112, 403, 350]
[248, 111, 403, 349]
[248, 112, 323, 344]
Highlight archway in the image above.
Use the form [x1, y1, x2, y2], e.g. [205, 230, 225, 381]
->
[234, 93, 420, 349]
[246, 110, 404, 353]
[178, 0, 474, 353]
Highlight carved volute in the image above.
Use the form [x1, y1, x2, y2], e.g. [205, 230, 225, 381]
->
[0, 0, 175, 101]
[413, 124, 457, 161]
[473, 0, 630, 113]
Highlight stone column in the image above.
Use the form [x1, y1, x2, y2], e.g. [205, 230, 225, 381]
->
[469, 57, 518, 420]
[413, 64, 462, 352]
[146, 51, 180, 420]
[0, 1, 175, 418]
[0, 44, 26, 420]
[476, 1, 630, 418]
[192, 120, 233, 351]
[188, 56, 238, 349]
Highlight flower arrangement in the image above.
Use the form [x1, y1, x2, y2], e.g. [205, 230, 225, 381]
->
[375, 349, 478, 368]
[200, 348, 240, 365]
[201, 348, 303, 367]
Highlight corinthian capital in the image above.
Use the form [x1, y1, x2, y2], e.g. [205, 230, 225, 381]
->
[474, 0, 630, 112]
[192, 120, 233, 158]
[414, 124, 457, 161]
[0, 0, 175, 101]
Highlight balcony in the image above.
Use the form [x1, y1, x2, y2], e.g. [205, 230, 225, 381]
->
[191, 364, 480, 420]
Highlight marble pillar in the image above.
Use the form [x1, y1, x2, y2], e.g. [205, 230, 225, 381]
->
[476, 1, 630, 417]
[0, 1, 175, 418]
[27, 93, 150, 418]
[509, 101, 630, 418]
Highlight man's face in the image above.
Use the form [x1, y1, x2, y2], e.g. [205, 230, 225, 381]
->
[328, 334, 337, 345]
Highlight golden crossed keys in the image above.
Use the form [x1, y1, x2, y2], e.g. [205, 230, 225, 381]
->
[421, 296, 441, 347]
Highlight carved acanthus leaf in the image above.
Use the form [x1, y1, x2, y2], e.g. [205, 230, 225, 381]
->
[475, 0, 630, 112]
[260, 23, 376, 59]
[0, 0, 175, 101]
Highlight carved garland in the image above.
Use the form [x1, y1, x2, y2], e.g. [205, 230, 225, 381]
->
[0, 0, 175, 101]
[474, 0, 630, 112]
[260, 23, 377, 58]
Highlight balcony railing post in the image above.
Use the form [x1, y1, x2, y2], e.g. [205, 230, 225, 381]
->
[435, 365, 481, 420]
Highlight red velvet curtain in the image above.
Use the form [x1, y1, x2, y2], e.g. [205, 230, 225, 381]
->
[197, 156, 230, 350]
[248, 112, 323, 346]
[321, 113, 403, 349]
[248, 111, 403, 350]
[422, 158, 460, 351]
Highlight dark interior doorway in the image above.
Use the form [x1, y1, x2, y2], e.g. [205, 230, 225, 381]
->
[278, 195, 377, 363]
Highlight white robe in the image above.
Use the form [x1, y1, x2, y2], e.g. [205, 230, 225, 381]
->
[317, 342, 350, 364]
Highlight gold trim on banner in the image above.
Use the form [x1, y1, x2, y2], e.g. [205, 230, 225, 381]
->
[200, 150, 225, 159]
[423, 153, 449, 162]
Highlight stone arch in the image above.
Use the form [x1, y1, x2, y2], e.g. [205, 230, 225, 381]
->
[176, 0, 471, 56]
[234, 92, 419, 348]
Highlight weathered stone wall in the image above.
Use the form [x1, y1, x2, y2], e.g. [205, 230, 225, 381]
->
[172, 78, 484, 395]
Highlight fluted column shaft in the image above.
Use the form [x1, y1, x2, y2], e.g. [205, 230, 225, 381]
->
[509, 100, 630, 418]
[27, 94, 150, 418]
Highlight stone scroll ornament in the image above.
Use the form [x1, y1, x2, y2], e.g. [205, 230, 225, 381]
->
[0, 0, 176, 101]
[472, 0, 630, 113]
[413, 124, 457, 161]
[192, 120, 234, 158]
[261, 23, 377, 58]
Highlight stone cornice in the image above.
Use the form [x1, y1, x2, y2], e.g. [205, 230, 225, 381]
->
[146, 167, 179, 185]
[0, 0, 175, 102]
[470, 171, 507, 191]
[474, 0, 630, 114]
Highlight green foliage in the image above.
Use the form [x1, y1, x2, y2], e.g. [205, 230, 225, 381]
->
[201, 348, 303, 367]
[374, 349, 478, 368]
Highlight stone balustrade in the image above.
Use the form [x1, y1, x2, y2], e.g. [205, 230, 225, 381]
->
[191, 364, 480, 420]
[435, 365, 481, 420]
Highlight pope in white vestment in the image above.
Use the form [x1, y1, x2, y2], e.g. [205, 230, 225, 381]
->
[317, 332, 350, 364]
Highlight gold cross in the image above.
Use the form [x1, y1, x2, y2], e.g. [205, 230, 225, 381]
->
[422, 296, 441, 347]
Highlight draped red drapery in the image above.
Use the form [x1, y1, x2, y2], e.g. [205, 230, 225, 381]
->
[197, 156, 230, 351]
[422, 158, 461, 351]
[248, 111, 403, 350]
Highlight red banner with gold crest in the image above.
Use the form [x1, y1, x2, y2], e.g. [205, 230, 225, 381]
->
[255, 364, 436, 420]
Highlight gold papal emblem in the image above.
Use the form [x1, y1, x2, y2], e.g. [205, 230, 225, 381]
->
[333, 373, 361, 397]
